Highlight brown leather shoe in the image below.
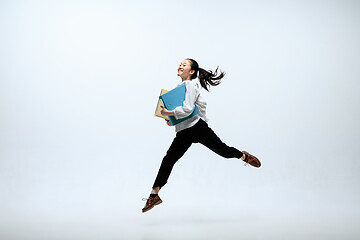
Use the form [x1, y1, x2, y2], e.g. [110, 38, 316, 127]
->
[242, 151, 261, 168]
[142, 195, 162, 213]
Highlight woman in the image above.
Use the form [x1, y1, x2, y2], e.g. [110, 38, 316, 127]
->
[142, 58, 261, 213]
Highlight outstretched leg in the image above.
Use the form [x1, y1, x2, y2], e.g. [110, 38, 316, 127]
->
[197, 120, 261, 167]
[197, 121, 243, 159]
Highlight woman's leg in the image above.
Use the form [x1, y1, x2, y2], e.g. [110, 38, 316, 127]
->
[151, 187, 160, 194]
[152, 132, 193, 190]
[196, 120, 261, 167]
[197, 120, 243, 159]
[143, 132, 193, 213]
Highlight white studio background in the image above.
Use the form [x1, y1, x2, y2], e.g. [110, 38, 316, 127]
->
[0, 0, 359, 239]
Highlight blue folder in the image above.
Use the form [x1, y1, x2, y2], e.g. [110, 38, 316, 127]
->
[159, 83, 199, 126]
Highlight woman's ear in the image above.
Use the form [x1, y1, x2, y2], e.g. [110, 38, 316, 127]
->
[190, 69, 195, 77]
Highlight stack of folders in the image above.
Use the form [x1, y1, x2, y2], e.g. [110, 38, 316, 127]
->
[154, 83, 199, 126]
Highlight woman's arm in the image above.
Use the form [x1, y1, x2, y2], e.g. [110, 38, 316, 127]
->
[160, 106, 175, 116]
[173, 82, 198, 119]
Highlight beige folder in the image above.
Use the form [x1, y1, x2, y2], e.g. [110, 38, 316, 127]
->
[154, 89, 169, 120]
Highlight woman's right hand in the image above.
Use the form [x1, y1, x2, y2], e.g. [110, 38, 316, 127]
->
[165, 119, 172, 126]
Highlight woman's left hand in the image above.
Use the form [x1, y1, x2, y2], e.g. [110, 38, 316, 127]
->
[160, 106, 174, 116]
[165, 119, 172, 126]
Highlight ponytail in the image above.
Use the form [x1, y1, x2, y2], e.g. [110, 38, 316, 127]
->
[198, 67, 225, 91]
[186, 58, 225, 91]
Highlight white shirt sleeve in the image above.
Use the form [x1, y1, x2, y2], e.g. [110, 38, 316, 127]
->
[173, 81, 198, 120]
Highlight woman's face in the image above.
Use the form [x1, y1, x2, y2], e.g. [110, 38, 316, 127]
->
[177, 59, 195, 80]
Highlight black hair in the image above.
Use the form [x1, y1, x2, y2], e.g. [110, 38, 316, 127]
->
[186, 58, 225, 91]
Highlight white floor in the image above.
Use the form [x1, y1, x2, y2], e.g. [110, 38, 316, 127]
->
[2, 214, 359, 240]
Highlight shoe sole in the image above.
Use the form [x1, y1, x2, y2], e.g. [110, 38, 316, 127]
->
[142, 199, 163, 213]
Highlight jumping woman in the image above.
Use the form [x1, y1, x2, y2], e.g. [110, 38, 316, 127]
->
[142, 58, 261, 213]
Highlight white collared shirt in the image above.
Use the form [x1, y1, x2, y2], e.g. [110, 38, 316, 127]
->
[173, 79, 208, 132]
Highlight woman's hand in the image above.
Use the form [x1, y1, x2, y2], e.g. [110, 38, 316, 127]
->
[165, 119, 172, 126]
[160, 106, 175, 116]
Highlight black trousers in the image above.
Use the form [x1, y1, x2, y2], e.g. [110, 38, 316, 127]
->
[152, 119, 243, 189]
